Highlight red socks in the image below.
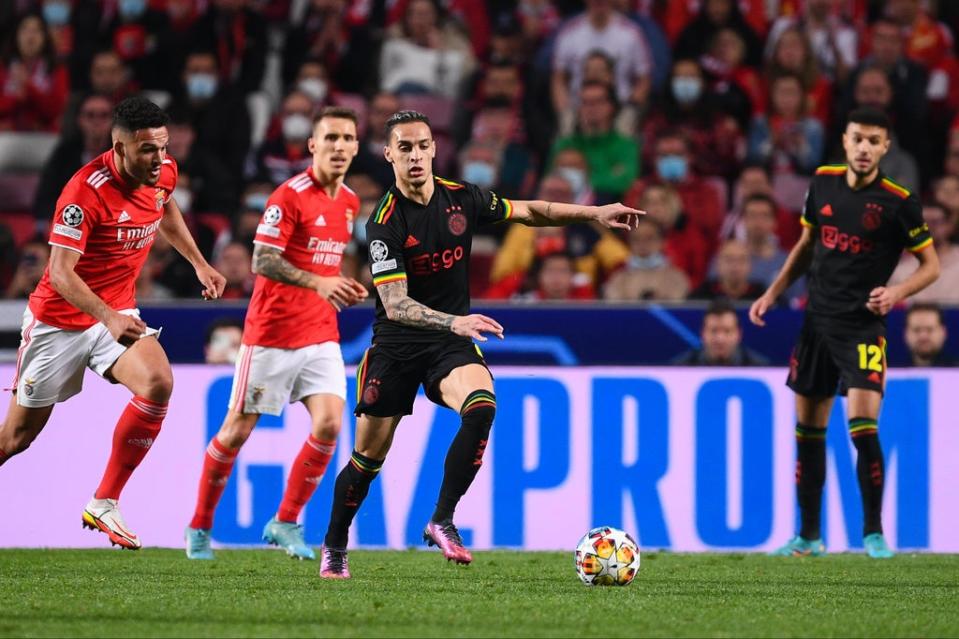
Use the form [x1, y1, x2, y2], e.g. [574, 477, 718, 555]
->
[189, 437, 238, 530]
[94, 396, 166, 500]
[277, 435, 336, 523]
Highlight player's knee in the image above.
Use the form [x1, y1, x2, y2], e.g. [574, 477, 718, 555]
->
[219, 413, 257, 448]
[312, 414, 342, 441]
[460, 390, 495, 434]
[141, 369, 174, 402]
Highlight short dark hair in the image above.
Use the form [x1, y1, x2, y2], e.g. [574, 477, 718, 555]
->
[906, 302, 945, 326]
[703, 300, 739, 325]
[112, 96, 169, 132]
[385, 110, 430, 138]
[313, 105, 358, 127]
[847, 106, 891, 132]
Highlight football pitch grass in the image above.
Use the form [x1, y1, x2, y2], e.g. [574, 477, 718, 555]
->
[1, 550, 957, 638]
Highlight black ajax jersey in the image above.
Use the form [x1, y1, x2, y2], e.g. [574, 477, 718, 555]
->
[800, 165, 932, 321]
[365, 176, 514, 344]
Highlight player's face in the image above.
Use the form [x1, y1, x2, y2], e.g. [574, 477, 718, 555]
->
[905, 311, 946, 359]
[115, 127, 169, 187]
[309, 117, 359, 180]
[842, 123, 890, 177]
[385, 122, 435, 187]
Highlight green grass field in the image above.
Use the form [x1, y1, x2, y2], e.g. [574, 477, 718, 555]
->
[1, 549, 957, 638]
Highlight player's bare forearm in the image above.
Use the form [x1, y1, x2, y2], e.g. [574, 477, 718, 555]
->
[251, 244, 319, 289]
[377, 279, 455, 330]
[767, 227, 814, 298]
[893, 245, 940, 300]
[160, 198, 208, 268]
[48, 248, 114, 324]
[510, 200, 642, 230]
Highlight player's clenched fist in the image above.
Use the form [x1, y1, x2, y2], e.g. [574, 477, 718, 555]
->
[316, 276, 367, 311]
[451, 314, 504, 342]
[106, 312, 147, 346]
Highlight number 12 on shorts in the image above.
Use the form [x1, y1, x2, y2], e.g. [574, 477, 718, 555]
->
[857, 342, 884, 372]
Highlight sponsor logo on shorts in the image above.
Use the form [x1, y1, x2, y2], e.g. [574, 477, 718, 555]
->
[370, 240, 389, 262]
[371, 258, 397, 274]
[251, 386, 265, 403]
[62, 204, 84, 227]
[22, 377, 35, 397]
[263, 205, 283, 225]
[362, 379, 380, 405]
[256, 223, 281, 238]
[53, 224, 83, 240]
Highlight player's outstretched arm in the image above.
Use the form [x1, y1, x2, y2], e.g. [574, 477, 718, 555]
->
[160, 198, 225, 300]
[507, 200, 644, 230]
[251, 244, 367, 311]
[48, 246, 146, 345]
[376, 279, 503, 341]
[867, 244, 940, 316]
[749, 225, 816, 327]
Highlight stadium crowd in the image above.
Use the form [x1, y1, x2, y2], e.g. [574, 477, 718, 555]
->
[1, 0, 959, 309]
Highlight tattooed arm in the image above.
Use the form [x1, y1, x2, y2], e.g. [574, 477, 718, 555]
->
[376, 279, 504, 340]
[252, 244, 367, 309]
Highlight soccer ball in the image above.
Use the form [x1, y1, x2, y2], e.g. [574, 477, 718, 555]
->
[574, 526, 640, 586]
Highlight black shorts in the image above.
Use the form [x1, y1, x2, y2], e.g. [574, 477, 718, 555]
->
[354, 336, 490, 417]
[786, 314, 887, 397]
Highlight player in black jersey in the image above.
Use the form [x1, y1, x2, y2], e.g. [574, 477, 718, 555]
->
[318, 110, 642, 578]
[750, 108, 940, 559]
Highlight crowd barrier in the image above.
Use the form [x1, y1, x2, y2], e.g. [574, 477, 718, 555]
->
[1, 365, 956, 552]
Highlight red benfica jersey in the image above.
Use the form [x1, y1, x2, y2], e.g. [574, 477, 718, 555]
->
[244, 168, 358, 348]
[29, 151, 178, 330]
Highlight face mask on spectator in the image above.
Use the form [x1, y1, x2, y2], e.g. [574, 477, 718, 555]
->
[173, 187, 193, 213]
[462, 161, 496, 189]
[244, 193, 269, 212]
[298, 78, 328, 103]
[282, 114, 313, 141]
[557, 167, 587, 196]
[119, 0, 148, 19]
[628, 253, 666, 270]
[672, 77, 702, 105]
[43, 1, 71, 26]
[656, 155, 688, 182]
[186, 73, 218, 100]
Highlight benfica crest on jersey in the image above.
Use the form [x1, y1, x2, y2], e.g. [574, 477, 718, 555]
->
[155, 189, 166, 210]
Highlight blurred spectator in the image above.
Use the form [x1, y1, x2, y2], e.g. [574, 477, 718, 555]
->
[603, 220, 690, 301]
[136, 249, 175, 301]
[204, 317, 244, 365]
[352, 91, 399, 189]
[291, 59, 332, 109]
[641, 58, 743, 182]
[673, 0, 764, 68]
[552, 147, 595, 206]
[903, 303, 955, 367]
[342, 172, 382, 290]
[700, 27, 760, 129]
[215, 241, 253, 299]
[189, 0, 267, 94]
[98, 0, 178, 92]
[631, 183, 710, 287]
[379, 0, 476, 98]
[673, 300, 769, 366]
[34, 93, 113, 223]
[0, 12, 68, 131]
[766, 0, 858, 83]
[556, 49, 640, 137]
[171, 49, 251, 179]
[725, 162, 800, 247]
[626, 130, 724, 251]
[384, 0, 491, 60]
[849, 66, 919, 192]
[943, 133, 959, 179]
[889, 202, 959, 305]
[252, 90, 314, 185]
[486, 12, 524, 65]
[89, 49, 136, 104]
[611, 0, 673, 90]
[518, 251, 597, 301]
[550, 0, 653, 116]
[284, 0, 377, 95]
[550, 80, 639, 199]
[933, 175, 959, 238]
[690, 239, 765, 301]
[764, 25, 834, 126]
[145, 233, 204, 298]
[886, 0, 954, 70]
[486, 173, 627, 297]
[747, 73, 824, 175]
[466, 99, 534, 198]
[514, 0, 561, 53]
[40, 0, 75, 62]
[167, 106, 238, 215]
[4, 238, 49, 299]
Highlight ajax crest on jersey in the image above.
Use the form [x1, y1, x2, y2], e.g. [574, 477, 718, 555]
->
[574, 526, 640, 586]
[62, 204, 84, 227]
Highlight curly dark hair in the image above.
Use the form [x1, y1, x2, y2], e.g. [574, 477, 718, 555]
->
[112, 96, 169, 132]
[384, 109, 431, 138]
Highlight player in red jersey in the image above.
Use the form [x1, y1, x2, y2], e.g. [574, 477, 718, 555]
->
[185, 106, 368, 560]
[0, 97, 226, 549]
